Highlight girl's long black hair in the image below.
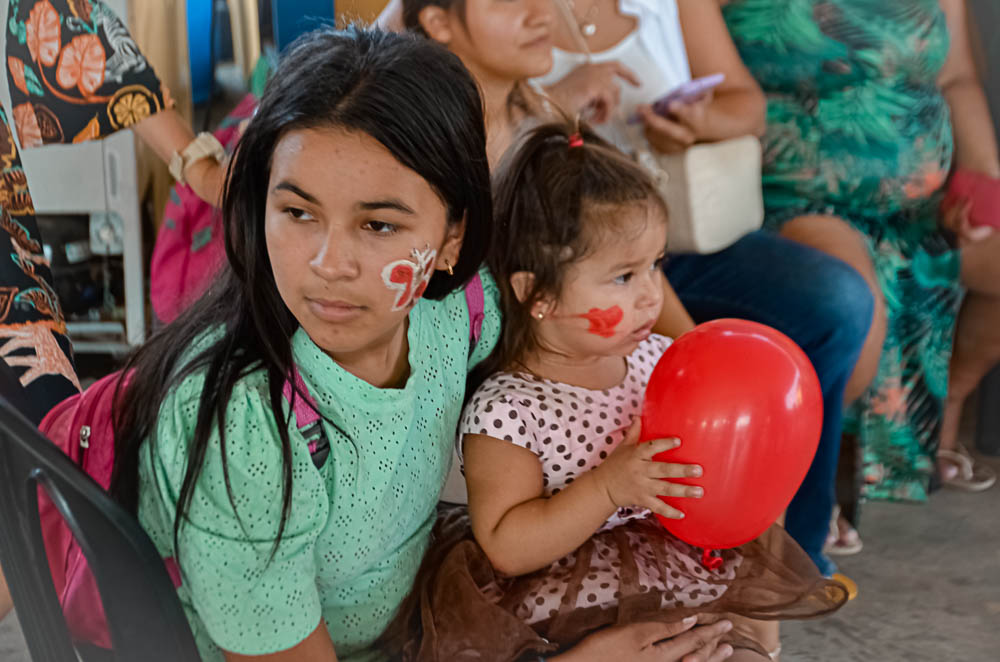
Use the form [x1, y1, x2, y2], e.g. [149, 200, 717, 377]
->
[110, 27, 492, 558]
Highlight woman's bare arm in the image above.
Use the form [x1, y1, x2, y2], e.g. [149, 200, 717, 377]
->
[674, 0, 766, 141]
[937, 0, 1000, 177]
[639, 0, 765, 152]
[132, 109, 227, 206]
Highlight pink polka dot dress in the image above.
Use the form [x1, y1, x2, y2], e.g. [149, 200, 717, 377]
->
[381, 337, 848, 660]
[458, 335, 749, 623]
[460, 335, 672, 527]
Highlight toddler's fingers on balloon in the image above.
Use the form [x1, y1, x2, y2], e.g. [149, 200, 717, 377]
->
[650, 461, 694, 479]
[650, 499, 685, 520]
[641, 437, 680, 457]
[656, 480, 702, 499]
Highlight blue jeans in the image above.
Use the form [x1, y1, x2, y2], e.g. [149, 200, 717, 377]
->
[664, 230, 874, 577]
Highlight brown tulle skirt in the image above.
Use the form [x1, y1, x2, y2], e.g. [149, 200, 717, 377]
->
[379, 505, 848, 661]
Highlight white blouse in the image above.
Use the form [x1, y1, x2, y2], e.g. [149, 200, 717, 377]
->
[534, 0, 692, 152]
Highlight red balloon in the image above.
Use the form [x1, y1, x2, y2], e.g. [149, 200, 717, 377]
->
[640, 319, 822, 550]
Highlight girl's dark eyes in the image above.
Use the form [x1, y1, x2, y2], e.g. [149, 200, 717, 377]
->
[281, 209, 399, 236]
[616, 257, 665, 284]
[364, 220, 399, 235]
[285, 207, 315, 222]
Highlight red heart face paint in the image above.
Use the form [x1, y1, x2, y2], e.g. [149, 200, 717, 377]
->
[577, 306, 624, 338]
[382, 245, 437, 311]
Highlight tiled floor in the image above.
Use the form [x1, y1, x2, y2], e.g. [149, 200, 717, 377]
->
[3, 411, 999, 661]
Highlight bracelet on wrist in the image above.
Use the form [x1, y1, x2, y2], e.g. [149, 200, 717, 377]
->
[169, 132, 225, 185]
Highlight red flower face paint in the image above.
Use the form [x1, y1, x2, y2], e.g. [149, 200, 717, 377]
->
[382, 245, 437, 311]
[577, 306, 624, 338]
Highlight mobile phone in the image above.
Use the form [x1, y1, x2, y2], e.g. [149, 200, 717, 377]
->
[629, 73, 726, 124]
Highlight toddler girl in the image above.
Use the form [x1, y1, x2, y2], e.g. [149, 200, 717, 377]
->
[386, 122, 847, 661]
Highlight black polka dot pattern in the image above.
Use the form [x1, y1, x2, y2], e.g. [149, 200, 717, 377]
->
[454, 335, 748, 640]
[459, 335, 673, 530]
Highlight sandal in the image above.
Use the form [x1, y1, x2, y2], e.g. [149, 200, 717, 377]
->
[938, 444, 997, 492]
[831, 572, 859, 601]
[823, 505, 863, 556]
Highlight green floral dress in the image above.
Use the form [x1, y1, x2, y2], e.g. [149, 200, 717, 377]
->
[723, 0, 963, 503]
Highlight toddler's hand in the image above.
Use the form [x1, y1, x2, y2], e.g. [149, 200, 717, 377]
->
[592, 419, 703, 520]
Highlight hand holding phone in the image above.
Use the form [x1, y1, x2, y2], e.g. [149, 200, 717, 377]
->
[628, 73, 725, 124]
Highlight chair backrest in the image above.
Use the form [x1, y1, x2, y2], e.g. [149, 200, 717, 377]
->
[0, 398, 201, 662]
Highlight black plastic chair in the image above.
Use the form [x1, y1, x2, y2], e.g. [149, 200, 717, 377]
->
[976, 364, 1000, 456]
[0, 397, 201, 662]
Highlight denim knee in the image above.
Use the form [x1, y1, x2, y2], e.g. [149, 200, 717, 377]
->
[807, 260, 874, 381]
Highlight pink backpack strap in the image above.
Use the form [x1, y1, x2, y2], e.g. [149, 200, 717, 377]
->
[465, 272, 485, 347]
[283, 367, 320, 427]
[163, 558, 182, 589]
[282, 369, 329, 468]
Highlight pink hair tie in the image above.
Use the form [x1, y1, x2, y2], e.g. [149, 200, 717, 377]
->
[568, 132, 584, 149]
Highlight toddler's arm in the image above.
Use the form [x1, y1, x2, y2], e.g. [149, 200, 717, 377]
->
[464, 421, 703, 576]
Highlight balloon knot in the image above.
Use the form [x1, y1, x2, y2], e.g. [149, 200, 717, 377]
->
[701, 548, 724, 571]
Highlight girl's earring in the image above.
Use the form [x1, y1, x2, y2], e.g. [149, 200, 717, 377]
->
[536, 312, 545, 320]
[445, 260, 454, 276]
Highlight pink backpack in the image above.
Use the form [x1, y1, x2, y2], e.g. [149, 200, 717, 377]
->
[37, 275, 485, 647]
[149, 94, 259, 325]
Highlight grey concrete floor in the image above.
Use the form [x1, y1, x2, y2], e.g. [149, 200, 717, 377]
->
[775, 401, 1000, 662]
[2, 427, 998, 661]
[779, 461, 1000, 661]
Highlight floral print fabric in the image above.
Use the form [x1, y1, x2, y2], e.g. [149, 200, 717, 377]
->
[1, 0, 168, 415]
[723, 0, 964, 503]
[6, 0, 172, 144]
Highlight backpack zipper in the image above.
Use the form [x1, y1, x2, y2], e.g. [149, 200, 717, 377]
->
[79, 425, 91, 449]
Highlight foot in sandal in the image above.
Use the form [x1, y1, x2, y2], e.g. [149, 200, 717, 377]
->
[823, 506, 863, 556]
[937, 444, 997, 492]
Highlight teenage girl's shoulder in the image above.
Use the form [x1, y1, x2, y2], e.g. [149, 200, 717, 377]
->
[150, 329, 279, 471]
[414, 266, 502, 368]
[146, 356, 329, 538]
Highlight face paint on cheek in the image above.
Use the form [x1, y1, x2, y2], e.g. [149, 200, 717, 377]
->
[576, 306, 625, 338]
[384, 262, 415, 311]
[381, 244, 438, 311]
[410, 244, 437, 301]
